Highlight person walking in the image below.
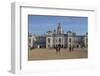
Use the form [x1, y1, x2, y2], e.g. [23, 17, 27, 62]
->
[72, 45, 74, 51]
[56, 45, 58, 54]
[69, 44, 71, 52]
[56, 44, 61, 55]
[58, 44, 61, 51]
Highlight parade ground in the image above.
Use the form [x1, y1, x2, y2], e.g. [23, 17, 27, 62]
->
[28, 48, 88, 61]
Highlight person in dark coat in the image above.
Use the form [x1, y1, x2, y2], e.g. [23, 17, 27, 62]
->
[56, 44, 61, 54]
[58, 44, 61, 52]
[72, 45, 74, 51]
[69, 44, 71, 52]
[55, 45, 58, 53]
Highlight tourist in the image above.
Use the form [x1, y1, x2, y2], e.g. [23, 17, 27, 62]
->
[69, 44, 71, 52]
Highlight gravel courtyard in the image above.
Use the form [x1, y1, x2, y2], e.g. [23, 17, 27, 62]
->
[28, 48, 88, 61]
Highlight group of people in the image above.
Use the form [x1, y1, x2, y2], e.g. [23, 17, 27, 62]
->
[55, 44, 74, 54]
[55, 44, 61, 54]
[69, 44, 74, 52]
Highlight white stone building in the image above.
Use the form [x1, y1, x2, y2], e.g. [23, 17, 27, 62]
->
[28, 33, 36, 48]
[46, 23, 76, 48]
[28, 23, 88, 49]
[46, 23, 88, 48]
[84, 32, 88, 48]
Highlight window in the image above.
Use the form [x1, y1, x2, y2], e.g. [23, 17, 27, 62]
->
[69, 38, 71, 42]
[56, 39, 57, 42]
[48, 38, 50, 43]
[59, 38, 61, 43]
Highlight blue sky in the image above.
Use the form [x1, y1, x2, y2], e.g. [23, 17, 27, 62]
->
[28, 15, 88, 35]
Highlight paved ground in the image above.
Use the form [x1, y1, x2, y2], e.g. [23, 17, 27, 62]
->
[28, 48, 88, 61]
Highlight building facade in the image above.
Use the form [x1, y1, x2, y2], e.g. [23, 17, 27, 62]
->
[28, 23, 88, 49]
